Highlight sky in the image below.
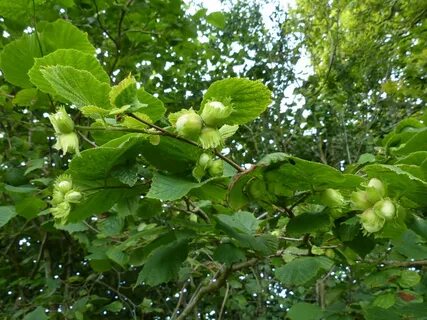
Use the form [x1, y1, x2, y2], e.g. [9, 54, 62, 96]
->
[188, 0, 312, 115]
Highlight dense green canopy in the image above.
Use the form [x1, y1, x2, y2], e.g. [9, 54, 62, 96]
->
[0, 0, 426, 319]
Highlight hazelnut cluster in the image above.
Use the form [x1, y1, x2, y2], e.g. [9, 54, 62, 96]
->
[48, 107, 80, 155]
[51, 174, 82, 224]
[351, 178, 396, 233]
[169, 101, 237, 150]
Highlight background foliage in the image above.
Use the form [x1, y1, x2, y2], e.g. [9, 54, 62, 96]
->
[0, 0, 426, 319]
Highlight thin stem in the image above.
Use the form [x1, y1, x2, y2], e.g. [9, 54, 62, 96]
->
[32, 0, 44, 56]
[75, 125, 159, 135]
[218, 282, 230, 320]
[215, 151, 243, 172]
[32, 0, 56, 109]
[176, 258, 258, 320]
[171, 282, 189, 320]
[96, 279, 137, 320]
[30, 232, 48, 279]
[372, 260, 427, 267]
[77, 131, 98, 148]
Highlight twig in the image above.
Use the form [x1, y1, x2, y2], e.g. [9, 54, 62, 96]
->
[32, 0, 44, 56]
[316, 266, 335, 309]
[75, 125, 159, 135]
[290, 192, 311, 210]
[83, 221, 100, 234]
[218, 282, 230, 320]
[171, 282, 189, 320]
[176, 258, 258, 320]
[31, 0, 56, 109]
[30, 232, 48, 279]
[92, 0, 118, 48]
[187, 199, 211, 223]
[77, 131, 98, 148]
[4, 220, 31, 256]
[377, 260, 427, 267]
[279, 236, 304, 241]
[257, 212, 269, 220]
[96, 279, 137, 320]
[124, 28, 160, 35]
[128, 113, 244, 172]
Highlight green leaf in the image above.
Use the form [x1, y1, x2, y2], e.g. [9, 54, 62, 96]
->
[68, 189, 126, 222]
[265, 155, 363, 191]
[215, 212, 278, 255]
[136, 88, 166, 122]
[362, 306, 400, 320]
[0, 19, 95, 88]
[363, 269, 401, 289]
[23, 307, 48, 320]
[40, 65, 111, 109]
[275, 257, 333, 286]
[4, 184, 38, 194]
[364, 164, 427, 207]
[29, 49, 109, 95]
[39, 19, 95, 54]
[408, 214, 427, 240]
[137, 239, 188, 286]
[147, 172, 219, 201]
[97, 215, 124, 236]
[216, 211, 259, 233]
[80, 105, 110, 119]
[136, 198, 163, 219]
[108, 78, 165, 122]
[372, 292, 396, 309]
[54, 222, 88, 233]
[213, 243, 246, 265]
[206, 12, 226, 29]
[391, 230, 427, 259]
[15, 197, 46, 219]
[109, 75, 141, 108]
[68, 134, 144, 180]
[201, 78, 272, 125]
[0, 206, 17, 228]
[111, 165, 139, 187]
[139, 136, 201, 174]
[344, 231, 376, 258]
[0, 34, 42, 88]
[399, 270, 421, 288]
[0, 1, 30, 23]
[287, 302, 323, 320]
[358, 153, 376, 164]
[24, 158, 44, 175]
[396, 151, 427, 166]
[89, 259, 112, 272]
[102, 301, 123, 313]
[12, 88, 39, 106]
[229, 154, 363, 209]
[393, 128, 427, 156]
[287, 212, 331, 236]
[106, 247, 129, 267]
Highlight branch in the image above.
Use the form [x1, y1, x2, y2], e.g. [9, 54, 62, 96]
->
[96, 279, 137, 320]
[381, 260, 427, 267]
[128, 113, 244, 172]
[109, 0, 134, 74]
[218, 282, 230, 320]
[92, 0, 118, 48]
[171, 282, 189, 320]
[176, 258, 258, 320]
[75, 125, 159, 135]
[30, 232, 48, 279]
[77, 130, 98, 148]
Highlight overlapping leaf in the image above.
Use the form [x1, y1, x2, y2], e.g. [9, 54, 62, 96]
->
[201, 78, 272, 125]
